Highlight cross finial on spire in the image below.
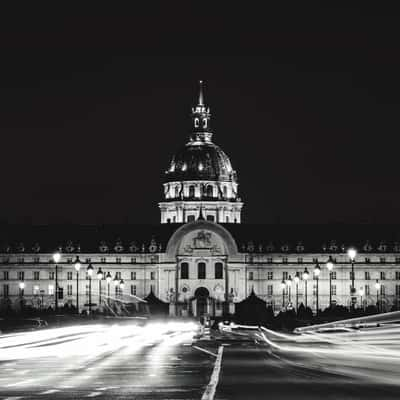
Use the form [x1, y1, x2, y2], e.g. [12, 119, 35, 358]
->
[198, 80, 204, 106]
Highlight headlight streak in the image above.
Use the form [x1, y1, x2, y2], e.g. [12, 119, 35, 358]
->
[0, 320, 199, 390]
[258, 324, 400, 386]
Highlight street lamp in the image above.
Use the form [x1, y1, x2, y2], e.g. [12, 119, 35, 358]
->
[303, 268, 309, 308]
[19, 281, 25, 294]
[281, 280, 286, 309]
[347, 247, 357, 310]
[53, 252, 61, 313]
[375, 280, 381, 313]
[358, 287, 365, 311]
[294, 272, 300, 312]
[74, 256, 81, 314]
[326, 255, 334, 308]
[119, 279, 125, 293]
[87, 263, 94, 314]
[314, 262, 321, 315]
[19, 281, 25, 312]
[97, 268, 103, 310]
[106, 272, 112, 307]
[113, 275, 120, 300]
[286, 275, 292, 305]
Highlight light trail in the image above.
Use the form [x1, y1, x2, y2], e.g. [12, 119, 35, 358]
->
[256, 323, 400, 387]
[0, 320, 199, 393]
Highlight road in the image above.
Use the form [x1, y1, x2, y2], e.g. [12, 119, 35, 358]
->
[215, 326, 400, 400]
[1, 322, 400, 400]
[0, 321, 213, 399]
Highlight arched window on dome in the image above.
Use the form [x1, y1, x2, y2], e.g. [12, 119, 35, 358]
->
[189, 185, 195, 198]
[206, 185, 213, 198]
[194, 118, 199, 128]
[223, 186, 228, 198]
[174, 186, 179, 198]
[203, 118, 207, 128]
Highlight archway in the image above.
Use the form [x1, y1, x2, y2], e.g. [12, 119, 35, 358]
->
[195, 287, 209, 317]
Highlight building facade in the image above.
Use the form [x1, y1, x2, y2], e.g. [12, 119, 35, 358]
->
[1, 83, 400, 316]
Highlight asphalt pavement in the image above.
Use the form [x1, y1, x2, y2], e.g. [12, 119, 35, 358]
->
[0, 321, 213, 399]
[1, 322, 400, 400]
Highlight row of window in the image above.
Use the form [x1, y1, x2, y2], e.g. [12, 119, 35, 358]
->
[264, 284, 400, 296]
[2, 284, 146, 298]
[248, 271, 400, 281]
[254, 257, 400, 264]
[0, 257, 158, 264]
[180, 262, 223, 279]
[1, 271, 156, 281]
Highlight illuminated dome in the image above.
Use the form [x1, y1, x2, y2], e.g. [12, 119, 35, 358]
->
[165, 141, 237, 183]
[159, 81, 243, 224]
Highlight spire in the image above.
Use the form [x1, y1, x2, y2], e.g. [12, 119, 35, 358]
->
[191, 80, 212, 143]
[198, 80, 204, 106]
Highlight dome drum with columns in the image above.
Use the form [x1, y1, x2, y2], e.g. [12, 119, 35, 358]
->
[159, 81, 243, 224]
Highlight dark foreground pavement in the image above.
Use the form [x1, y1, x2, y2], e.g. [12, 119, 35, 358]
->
[216, 342, 399, 400]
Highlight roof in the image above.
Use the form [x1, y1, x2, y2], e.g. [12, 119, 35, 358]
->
[1, 222, 400, 254]
[164, 141, 237, 183]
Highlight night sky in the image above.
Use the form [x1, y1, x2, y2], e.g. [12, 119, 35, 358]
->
[1, 4, 400, 225]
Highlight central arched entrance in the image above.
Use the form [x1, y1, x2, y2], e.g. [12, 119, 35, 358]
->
[195, 287, 209, 317]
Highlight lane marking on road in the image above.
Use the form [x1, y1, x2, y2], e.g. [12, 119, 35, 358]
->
[39, 389, 60, 395]
[201, 345, 224, 400]
[86, 392, 101, 397]
[4, 397, 24, 400]
[192, 345, 217, 358]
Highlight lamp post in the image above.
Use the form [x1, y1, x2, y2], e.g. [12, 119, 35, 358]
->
[113, 275, 120, 300]
[314, 262, 321, 315]
[326, 255, 334, 308]
[303, 268, 309, 308]
[97, 268, 103, 310]
[119, 279, 125, 295]
[359, 287, 365, 311]
[281, 280, 286, 309]
[53, 252, 61, 313]
[375, 280, 381, 313]
[347, 248, 357, 311]
[286, 275, 292, 306]
[87, 263, 94, 314]
[106, 272, 112, 307]
[294, 272, 300, 312]
[74, 256, 81, 314]
[19, 281, 25, 312]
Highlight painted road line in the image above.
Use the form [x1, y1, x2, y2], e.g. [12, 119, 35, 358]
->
[192, 345, 217, 358]
[201, 345, 224, 400]
[4, 397, 23, 400]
